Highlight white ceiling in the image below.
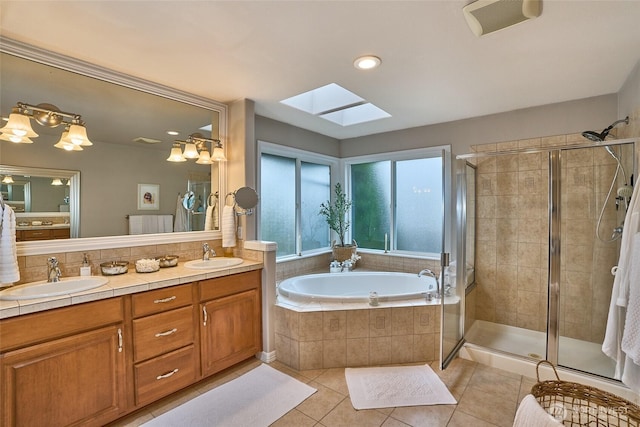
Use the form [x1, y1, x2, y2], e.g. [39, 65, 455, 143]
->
[1, 1, 640, 140]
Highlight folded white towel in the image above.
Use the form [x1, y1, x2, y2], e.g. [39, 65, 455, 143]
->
[0, 205, 20, 285]
[222, 205, 236, 248]
[513, 394, 563, 427]
[204, 205, 214, 231]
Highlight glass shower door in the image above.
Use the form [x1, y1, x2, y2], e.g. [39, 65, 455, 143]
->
[555, 141, 635, 379]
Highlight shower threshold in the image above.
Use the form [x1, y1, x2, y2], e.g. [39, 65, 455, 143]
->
[465, 320, 616, 379]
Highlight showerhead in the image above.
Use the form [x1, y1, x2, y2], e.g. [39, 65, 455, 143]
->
[582, 116, 630, 142]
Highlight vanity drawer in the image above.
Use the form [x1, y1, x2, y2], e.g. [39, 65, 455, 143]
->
[134, 345, 197, 406]
[132, 284, 193, 317]
[132, 306, 194, 362]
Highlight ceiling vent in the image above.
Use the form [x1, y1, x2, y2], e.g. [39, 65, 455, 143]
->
[463, 0, 542, 37]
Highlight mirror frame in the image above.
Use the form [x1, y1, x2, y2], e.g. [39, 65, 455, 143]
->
[0, 37, 227, 256]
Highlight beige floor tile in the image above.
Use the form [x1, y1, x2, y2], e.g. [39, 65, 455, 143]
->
[447, 409, 501, 427]
[381, 417, 411, 426]
[296, 382, 346, 421]
[270, 409, 317, 427]
[320, 399, 388, 426]
[315, 367, 350, 395]
[270, 360, 316, 384]
[389, 404, 456, 427]
[455, 386, 518, 427]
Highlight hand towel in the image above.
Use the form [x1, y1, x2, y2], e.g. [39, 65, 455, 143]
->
[0, 204, 20, 286]
[222, 205, 236, 248]
[513, 394, 563, 426]
[622, 232, 640, 364]
[204, 205, 214, 231]
[174, 194, 188, 232]
[128, 215, 173, 234]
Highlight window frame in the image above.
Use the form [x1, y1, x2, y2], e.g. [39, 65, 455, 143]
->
[344, 145, 450, 257]
[257, 140, 339, 259]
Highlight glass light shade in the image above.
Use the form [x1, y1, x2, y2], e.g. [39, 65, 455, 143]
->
[51, 178, 64, 186]
[0, 112, 38, 137]
[167, 144, 186, 162]
[2, 176, 14, 184]
[196, 149, 212, 164]
[182, 142, 199, 159]
[54, 131, 83, 151]
[211, 146, 227, 161]
[67, 124, 93, 146]
[0, 133, 34, 143]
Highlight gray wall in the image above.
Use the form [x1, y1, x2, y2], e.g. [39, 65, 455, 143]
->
[2, 139, 213, 237]
[255, 94, 619, 160]
[619, 59, 640, 120]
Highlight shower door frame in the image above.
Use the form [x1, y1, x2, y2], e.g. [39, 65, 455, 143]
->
[457, 137, 638, 377]
[547, 138, 637, 370]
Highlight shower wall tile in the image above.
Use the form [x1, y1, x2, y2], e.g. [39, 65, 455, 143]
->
[497, 241, 518, 265]
[518, 138, 542, 149]
[541, 135, 567, 147]
[496, 153, 518, 171]
[496, 196, 519, 219]
[496, 172, 518, 195]
[497, 219, 518, 242]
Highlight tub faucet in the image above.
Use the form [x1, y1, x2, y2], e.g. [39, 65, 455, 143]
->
[202, 243, 216, 260]
[47, 257, 62, 283]
[418, 268, 440, 297]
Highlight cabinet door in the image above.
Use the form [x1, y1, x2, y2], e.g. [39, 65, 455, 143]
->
[1, 325, 126, 427]
[201, 289, 261, 376]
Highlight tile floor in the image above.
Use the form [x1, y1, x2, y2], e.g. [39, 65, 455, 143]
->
[109, 357, 536, 427]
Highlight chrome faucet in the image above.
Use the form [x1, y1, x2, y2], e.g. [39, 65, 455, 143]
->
[47, 257, 62, 283]
[202, 243, 216, 260]
[418, 268, 440, 298]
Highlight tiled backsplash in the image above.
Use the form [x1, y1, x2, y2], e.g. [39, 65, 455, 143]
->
[14, 239, 262, 285]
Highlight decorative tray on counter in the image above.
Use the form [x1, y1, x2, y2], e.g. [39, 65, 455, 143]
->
[156, 255, 179, 268]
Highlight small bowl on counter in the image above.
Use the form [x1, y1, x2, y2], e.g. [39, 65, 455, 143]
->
[100, 261, 129, 276]
[156, 255, 179, 268]
[135, 258, 160, 273]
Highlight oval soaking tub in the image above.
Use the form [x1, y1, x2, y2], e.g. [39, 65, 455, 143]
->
[277, 271, 438, 303]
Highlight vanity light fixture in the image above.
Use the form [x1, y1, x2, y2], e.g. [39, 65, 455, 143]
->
[2, 175, 14, 184]
[51, 178, 64, 186]
[0, 102, 92, 149]
[353, 55, 381, 70]
[166, 133, 225, 164]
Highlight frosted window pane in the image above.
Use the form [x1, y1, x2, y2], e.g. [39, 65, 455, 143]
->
[260, 153, 296, 257]
[351, 161, 391, 250]
[301, 162, 330, 251]
[396, 158, 442, 253]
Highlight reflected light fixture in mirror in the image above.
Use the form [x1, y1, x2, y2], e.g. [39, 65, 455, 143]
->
[2, 175, 14, 184]
[0, 102, 92, 148]
[167, 132, 225, 164]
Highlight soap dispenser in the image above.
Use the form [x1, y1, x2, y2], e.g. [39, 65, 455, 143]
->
[80, 253, 91, 276]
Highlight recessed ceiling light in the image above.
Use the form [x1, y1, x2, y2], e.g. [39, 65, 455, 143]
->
[166, 130, 179, 136]
[354, 55, 381, 70]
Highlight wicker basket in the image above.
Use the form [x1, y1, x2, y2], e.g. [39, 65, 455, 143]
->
[532, 360, 640, 426]
[332, 242, 357, 262]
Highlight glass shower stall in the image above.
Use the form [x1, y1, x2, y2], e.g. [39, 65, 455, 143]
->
[458, 137, 637, 380]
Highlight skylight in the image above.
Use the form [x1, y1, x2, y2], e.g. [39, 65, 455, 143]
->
[281, 83, 390, 126]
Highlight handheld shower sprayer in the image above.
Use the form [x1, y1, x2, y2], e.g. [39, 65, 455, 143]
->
[582, 116, 629, 142]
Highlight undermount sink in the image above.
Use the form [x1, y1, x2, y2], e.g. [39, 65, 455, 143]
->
[184, 258, 244, 270]
[0, 276, 109, 300]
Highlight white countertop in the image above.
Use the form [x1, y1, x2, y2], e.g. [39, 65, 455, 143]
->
[0, 259, 263, 319]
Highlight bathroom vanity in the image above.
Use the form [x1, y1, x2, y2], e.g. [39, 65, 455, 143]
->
[0, 264, 262, 426]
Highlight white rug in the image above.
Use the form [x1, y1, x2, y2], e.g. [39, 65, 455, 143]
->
[345, 364, 457, 410]
[142, 364, 316, 426]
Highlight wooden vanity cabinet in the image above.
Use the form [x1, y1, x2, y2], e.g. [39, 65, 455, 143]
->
[130, 284, 199, 406]
[0, 299, 125, 427]
[199, 270, 262, 377]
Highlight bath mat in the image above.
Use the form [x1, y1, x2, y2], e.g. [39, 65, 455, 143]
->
[345, 364, 457, 410]
[142, 364, 316, 426]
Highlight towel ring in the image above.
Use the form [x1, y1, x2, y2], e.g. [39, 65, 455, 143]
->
[207, 192, 218, 207]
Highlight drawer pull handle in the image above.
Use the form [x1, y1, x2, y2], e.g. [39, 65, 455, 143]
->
[155, 328, 178, 337]
[117, 328, 123, 353]
[203, 306, 208, 326]
[156, 368, 179, 380]
[153, 296, 177, 304]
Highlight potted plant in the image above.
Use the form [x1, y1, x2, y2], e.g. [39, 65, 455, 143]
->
[319, 183, 357, 262]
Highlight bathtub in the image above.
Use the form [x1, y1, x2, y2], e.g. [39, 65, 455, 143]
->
[277, 271, 438, 303]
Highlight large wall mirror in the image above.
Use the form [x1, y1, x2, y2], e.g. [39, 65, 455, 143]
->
[0, 38, 227, 250]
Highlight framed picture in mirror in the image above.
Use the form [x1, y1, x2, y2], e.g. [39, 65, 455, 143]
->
[138, 183, 160, 210]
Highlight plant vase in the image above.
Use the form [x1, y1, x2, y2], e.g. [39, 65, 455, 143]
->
[332, 241, 357, 263]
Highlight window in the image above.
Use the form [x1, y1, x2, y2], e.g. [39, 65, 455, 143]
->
[258, 142, 336, 258]
[348, 149, 444, 255]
